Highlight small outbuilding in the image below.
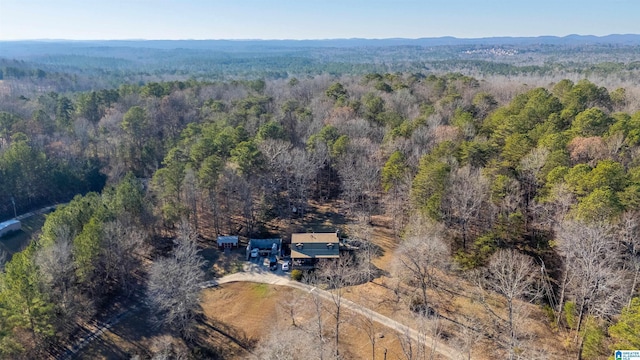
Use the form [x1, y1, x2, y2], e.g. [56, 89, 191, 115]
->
[0, 219, 21, 238]
[217, 235, 239, 249]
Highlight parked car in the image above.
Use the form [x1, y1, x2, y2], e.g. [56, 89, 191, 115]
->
[269, 255, 278, 271]
[250, 248, 259, 258]
[281, 262, 290, 271]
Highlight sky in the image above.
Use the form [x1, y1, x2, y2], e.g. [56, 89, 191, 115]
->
[0, 0, 638, 41]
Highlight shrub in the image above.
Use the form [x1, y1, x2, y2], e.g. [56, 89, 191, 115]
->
[291, 269, 303, 281]
[564, 301, 577, 329]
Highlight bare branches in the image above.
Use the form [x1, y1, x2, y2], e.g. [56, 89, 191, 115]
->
[484, 250, 539, 304]
[478, 249, 539, 360]
[251, 326, 329, 360]
[147, 223, 206, 339]
[618, 211, 640, 308]
[316, 256, 360, 357]
[554, 220, 628, 331]
[393, 221, 449, 315]
[101, 220, 148, 292]
[443, 165, 493, 249]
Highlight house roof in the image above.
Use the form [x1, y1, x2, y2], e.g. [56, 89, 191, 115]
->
[291, 232, 340, 259]
[291, 232, 338, 244]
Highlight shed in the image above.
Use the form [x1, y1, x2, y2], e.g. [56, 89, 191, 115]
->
[0, 219, 21, 238]
[217, 235, 239, 249]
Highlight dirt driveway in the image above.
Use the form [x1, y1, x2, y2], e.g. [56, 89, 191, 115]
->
[205, 262, 463, 360]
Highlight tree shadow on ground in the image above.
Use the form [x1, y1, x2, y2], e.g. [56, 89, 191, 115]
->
[199, 246, 245, 278]
[193, 316, 256, 359]
[75, 306, 156, 359]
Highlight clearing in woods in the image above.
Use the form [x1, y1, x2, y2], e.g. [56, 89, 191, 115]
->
[75, 201, 564, 359]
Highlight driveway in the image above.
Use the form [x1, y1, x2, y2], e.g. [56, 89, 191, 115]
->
[208, 262, 464, 360]
[64, 260, 466, 360]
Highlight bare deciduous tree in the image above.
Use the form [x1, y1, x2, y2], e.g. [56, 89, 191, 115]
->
[251, 325, 330, 360]
[100, 220, 148, 293]
[555, 220, 627, 334]
[336, 138, 381, 222]
[519, 147, 549, 216]
[35, 227, 95, 336]
[393, 220, 449, 315]
[618, 211, 640, 308]
[354, 291, 383, 360]
[478, 249, 538, 360]
[316, 255, 359, 358]
[443, 165, 492, 249]
[397, 326, 416, 360]
[286, 147, 323, 217]
[348, 220, 378, 282]
[278, 293, 302, 327]
[181, 168, 199, 231]
[395, 313, 442, 360]
[531, 183, 576, 231]
[297, 275, 332, 360]
[451, 316, 484, 360]
[147, 223, 206, 338]
[147, 335, 190, 360]
[418, 313, 442, 360]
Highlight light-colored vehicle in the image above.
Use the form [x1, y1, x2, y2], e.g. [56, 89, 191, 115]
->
[281, 262, 290, 271]
[0, 219, 21, 238]
[250, 248, 259, 258]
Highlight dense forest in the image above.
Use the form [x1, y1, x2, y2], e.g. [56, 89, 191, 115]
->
[2, 37, 640, 93]
[0, 39, 639, 359]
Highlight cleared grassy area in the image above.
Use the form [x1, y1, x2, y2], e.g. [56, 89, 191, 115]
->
[0, 214, 46, 260]
[250, 283, 270, 298]
[78, 282, 418, 360]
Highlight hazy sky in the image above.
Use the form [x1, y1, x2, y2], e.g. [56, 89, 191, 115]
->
[1, 0, 638, 40]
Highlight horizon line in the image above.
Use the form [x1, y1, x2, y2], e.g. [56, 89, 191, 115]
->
[1, 33, 639, 42]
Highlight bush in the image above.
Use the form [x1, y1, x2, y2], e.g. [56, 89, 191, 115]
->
[564, 301, 577, 329]
[580, 316, 605, 359]
[291, 269, 303, 281]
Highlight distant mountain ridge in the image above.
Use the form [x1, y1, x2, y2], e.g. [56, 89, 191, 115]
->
[2, 34, 640, 53]
[1, 34, 639, 85]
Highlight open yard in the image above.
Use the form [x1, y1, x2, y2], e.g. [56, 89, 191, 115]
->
[78, 281, 444, 360]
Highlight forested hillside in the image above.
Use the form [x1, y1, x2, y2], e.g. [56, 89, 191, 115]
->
[2, 38, 640, 94]
[0, 70, 639, 358]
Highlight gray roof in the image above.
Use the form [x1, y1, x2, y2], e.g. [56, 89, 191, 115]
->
[291, 241, 339, 259]
[217, 236, 238, 244]
[248, 238, 281, 250]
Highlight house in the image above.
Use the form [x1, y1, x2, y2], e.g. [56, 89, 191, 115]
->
[217, 235, 239, 249]
[246, 238, 282, 260]
[290, 232, 340, 269]
[0, 219, 21, 238]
